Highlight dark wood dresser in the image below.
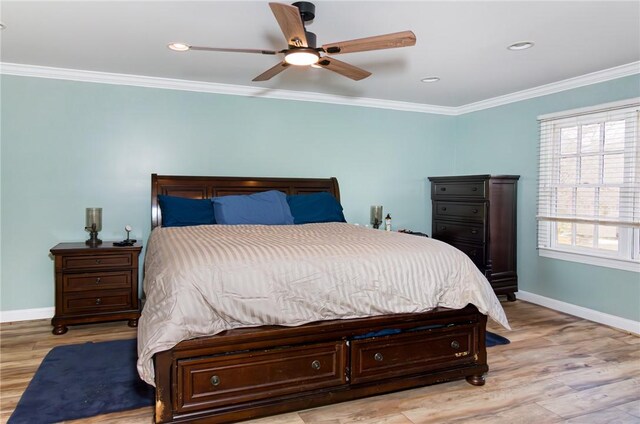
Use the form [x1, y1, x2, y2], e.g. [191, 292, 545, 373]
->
[50, 242, 142, 334]
[428, 175, 519, 300]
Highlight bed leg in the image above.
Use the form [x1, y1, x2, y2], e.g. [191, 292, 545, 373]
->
[465, 374, 486, 386]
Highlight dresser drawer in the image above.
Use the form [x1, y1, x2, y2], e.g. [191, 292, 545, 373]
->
[62, 290, 132, 314]
[63, 271, 131, 292]
[434, 201, 485, 222]
[350, 325, 477, 384]
[432, 181, 486, 199]
[177, 341, 347, 412]
[62, 254, 132, 270]
[447, 240, 486, 269]
[433, 220, 485, 243]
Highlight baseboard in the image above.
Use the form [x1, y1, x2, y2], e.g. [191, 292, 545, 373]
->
[518, 290, 640, 335]
[0, 307, 54, 323]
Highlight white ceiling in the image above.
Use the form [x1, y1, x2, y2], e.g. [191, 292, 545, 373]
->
[1, 1, 639, 108]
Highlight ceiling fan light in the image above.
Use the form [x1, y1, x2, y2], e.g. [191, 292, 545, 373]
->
[284, 49, 320, 66]
[168, 43, 190, 52]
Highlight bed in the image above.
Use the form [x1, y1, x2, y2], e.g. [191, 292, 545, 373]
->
[140, 174, 509, 423]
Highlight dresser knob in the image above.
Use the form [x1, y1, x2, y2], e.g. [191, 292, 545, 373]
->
[95, 298, 102, 305]
[95, 277, 101, 284]
[441, 207, 447, 211]
[451, 340, 460, 349]
[440, 187, 446, 191]
[471, 229, 478, 234]
[469, 250, 477, 257]
[472, 187, 478, 192]
[210, 375, 221, 386]
[440, 226, 446, 230]
[472, 208, 478, 213]
[374, 352, 384, 362]
[311, 360, 321, 370]
[95, 259, 101, 264]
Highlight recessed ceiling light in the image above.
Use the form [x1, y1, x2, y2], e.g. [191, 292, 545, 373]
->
[507, 41, 534, 51]
[168, 43, 190, 52]
[421, 77, 440, 83]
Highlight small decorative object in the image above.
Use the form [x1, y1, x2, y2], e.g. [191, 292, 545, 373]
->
[385, 214, 392, 231]
[371, 205, 383, 229]
[114, 225, 137, 247]
[85, 208, 103, 247]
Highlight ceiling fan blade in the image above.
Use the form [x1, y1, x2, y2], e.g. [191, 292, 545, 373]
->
[189, 46, 278, 55]
[316, 57, 372, 81]
[269, 2, 308, 47]
[322, 31, 416, 55]
[252, 61, 290, 81]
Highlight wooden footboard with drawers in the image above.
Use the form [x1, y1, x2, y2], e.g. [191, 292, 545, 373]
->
[154, 305, 488, 423]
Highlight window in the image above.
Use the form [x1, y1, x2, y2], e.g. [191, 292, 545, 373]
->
[537, 99, 640, 272]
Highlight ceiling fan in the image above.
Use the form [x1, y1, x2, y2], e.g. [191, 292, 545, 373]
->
[168, 1, 416, 82]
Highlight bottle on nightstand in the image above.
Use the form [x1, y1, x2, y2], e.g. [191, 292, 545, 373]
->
[385, 214, 392, 231]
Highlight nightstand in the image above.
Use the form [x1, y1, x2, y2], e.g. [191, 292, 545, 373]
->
[50, 242, 142, 335]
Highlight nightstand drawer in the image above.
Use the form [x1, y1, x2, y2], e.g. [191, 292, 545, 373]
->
[432, 181, 486, 199]
[433, 220, 485, 243]
[63, 290, 132, 314]
[434, 201, 485, 222]
[63, 254, 132, 270]
[63, 271, 132, 292]
[350, 325, 477, 384]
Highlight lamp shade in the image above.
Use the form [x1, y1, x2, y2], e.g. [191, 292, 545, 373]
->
[86, 208, 102, 231]
[370, 205, 383, 225]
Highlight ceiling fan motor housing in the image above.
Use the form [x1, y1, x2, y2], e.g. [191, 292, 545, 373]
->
[292, 1, 315, 22]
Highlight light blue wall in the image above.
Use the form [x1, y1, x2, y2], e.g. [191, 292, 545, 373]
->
[0, 75, 453, 311]
[453, 74, 640, 321]
[2, 73, 639, 323]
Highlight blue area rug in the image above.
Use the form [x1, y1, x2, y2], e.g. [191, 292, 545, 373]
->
[486, 331, 511, 347]
[9, 331, 510, 423]
[8, 339, 154, 424]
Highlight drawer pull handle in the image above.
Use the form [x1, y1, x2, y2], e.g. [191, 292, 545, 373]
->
[374, 352, 384, 362]
[441, 207, 447, 211]
[210, 375, 221, 386]
[440, 187, 446, 191]
[451, 340, 460, 349]
[95, 298, 102, 305]
[440, 226, 446, 230]
[311, 360, 321, 370]
[471, 230, 478, 234]
[95, 277, 101, 284]
[469, 250, 477, 257]
[472, 187, 478, 192]
[95, 259, 101, 264]
[472, 208, 478, 214]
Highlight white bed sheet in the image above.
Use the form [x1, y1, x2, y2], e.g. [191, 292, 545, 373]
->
[137, 222, 509, 385]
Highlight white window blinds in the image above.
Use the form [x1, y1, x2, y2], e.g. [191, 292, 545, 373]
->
[537, 99, 640, 255]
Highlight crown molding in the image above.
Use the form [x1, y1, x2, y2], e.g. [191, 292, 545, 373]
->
[457, 61, 640, 115]
[0, 62, 457, 115]
[1, 61, 638, 116]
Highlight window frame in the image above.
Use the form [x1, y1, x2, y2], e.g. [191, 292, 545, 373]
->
[537, 98, 640, 273]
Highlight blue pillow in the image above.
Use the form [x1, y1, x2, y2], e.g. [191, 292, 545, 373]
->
[158, 195, 216, 227]
[286, 192, 346, 224]
[212, 190, 294, 225]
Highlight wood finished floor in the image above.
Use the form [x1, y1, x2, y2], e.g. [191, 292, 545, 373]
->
[1, 300, 639, 423]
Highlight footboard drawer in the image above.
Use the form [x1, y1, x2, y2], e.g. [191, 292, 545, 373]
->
[350, 325, 478, 384]
[176, 341, 348, 412]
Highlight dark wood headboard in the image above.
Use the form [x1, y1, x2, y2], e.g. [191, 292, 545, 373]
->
[151, 174, 341, 229]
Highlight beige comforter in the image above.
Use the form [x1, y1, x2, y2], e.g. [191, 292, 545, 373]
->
[137, 223, 509, 385]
